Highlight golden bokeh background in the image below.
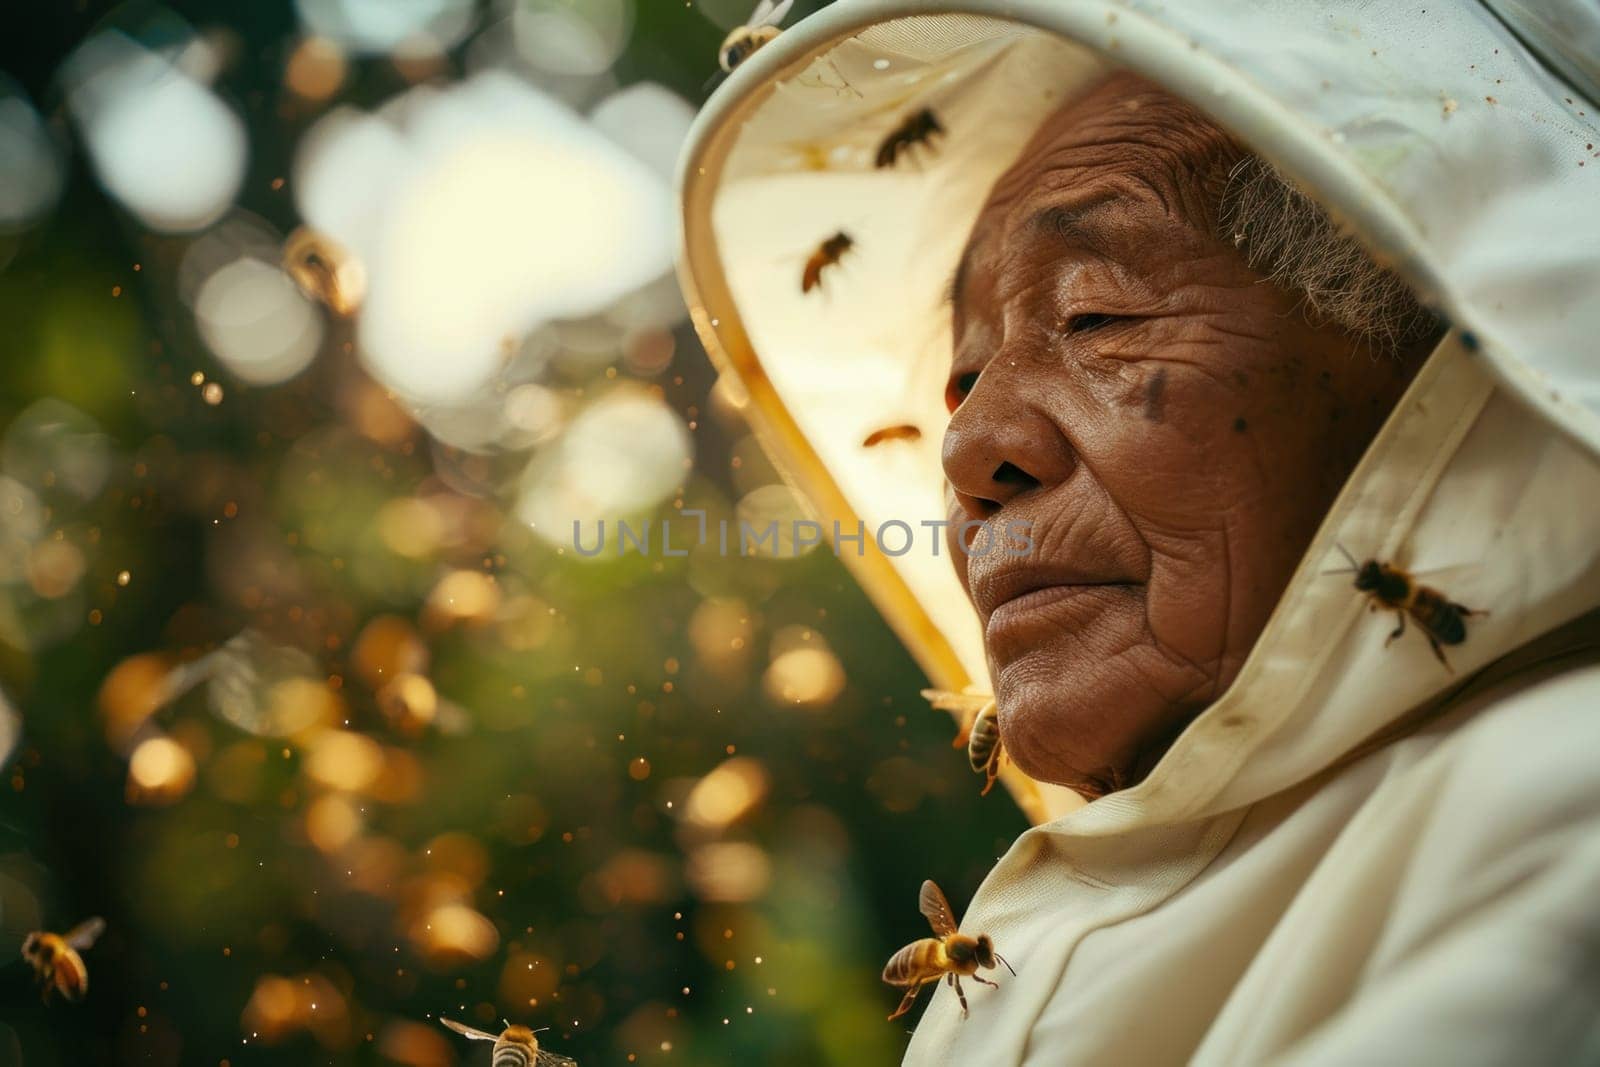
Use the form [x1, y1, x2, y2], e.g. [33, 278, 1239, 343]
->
[0, 2, 1024, 1063]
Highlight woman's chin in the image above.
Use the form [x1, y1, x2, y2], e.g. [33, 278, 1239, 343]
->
[993, 650, 1186, 795]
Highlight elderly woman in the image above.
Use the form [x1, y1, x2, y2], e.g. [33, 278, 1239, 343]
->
[679, 2, 1600, 1064]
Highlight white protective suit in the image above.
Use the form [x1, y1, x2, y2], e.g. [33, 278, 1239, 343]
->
[675, 1, 1600, 1063]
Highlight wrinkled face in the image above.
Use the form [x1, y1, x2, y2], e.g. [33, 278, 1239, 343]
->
[942, 73, 1425, 796]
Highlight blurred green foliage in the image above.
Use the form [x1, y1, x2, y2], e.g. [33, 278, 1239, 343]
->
[0, 2, 1027, 1065]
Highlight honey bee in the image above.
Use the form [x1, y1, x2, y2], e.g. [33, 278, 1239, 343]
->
[965, 699, 1003, 796]
[440, 1017, 578, 1067]
[1335, 545, 1486, 669]
[863, 424, 921, 447]
[882, 880, 1013, 1020]
[21, 917, 105, 1002]
[922, 689, 1003, 795]
[719, 0, 795, 73]
[801, 231, 853, 294]
[282, 225, 366, 315]
[875, 108, 945, 169]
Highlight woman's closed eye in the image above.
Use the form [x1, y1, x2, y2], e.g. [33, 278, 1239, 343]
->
[1064, 312, 1137, 335]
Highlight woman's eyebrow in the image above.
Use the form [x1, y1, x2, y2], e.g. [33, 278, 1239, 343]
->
[946, 194, 1124, 309]
[1025, 194, 1121, 257]
[945, 227, 986, 309]
[943, 255, 969, 307]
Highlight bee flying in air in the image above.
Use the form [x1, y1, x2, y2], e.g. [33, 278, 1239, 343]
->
[439, 1017, 578, 1067]
[802, 231, 853, 294]
[923, 689, 1003, 795]
[965, 699, 1004, 796]
[1334, 544, 1487, 669]
[282, 226, 366, 315]
[875, 108, 945, 169]
[21, 917, 106, 1002]
[863, 424, 922, 447]
[882, 880, 1014, 1021]
[719, 0, 796, 73]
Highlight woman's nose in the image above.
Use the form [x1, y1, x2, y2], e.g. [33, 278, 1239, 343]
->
[941, 367, 1076, 519]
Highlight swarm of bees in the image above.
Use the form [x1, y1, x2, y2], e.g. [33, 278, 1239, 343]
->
[27, 8, 991, 1050]
[440, 1017, 579, 1066]
[712, 8, 954, 300]
[795, 105, 948, 295]
[719, 0, 795, 73]
[21, 917, 105, 1002]
[1334, 545, 1485, 669]
[883, 880, 1013, 1020]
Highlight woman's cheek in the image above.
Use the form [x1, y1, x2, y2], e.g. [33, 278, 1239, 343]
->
[944, 489, 973, 596]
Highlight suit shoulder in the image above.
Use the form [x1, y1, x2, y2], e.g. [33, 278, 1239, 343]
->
[1430, 660, 1600, 823]
[1451, 658, 1600, 752]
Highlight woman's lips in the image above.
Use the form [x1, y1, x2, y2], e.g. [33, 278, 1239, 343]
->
[982, 580, 1140, 649]
[971, 559, 1135, 616]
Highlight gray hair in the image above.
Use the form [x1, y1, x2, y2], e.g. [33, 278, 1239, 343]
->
[1218, 156, 1441, 355]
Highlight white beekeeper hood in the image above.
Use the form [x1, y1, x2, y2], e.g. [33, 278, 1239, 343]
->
[676, 0, 1600, 822]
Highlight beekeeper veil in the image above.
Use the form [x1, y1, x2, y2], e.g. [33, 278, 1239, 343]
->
[676, 0, 1600, 822]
